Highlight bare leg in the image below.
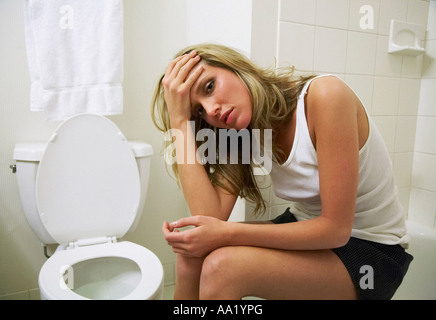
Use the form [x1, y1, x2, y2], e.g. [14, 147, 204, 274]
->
[174, 254, 204, 300]
[199, 246, 357, 300]
[173, 221, 272, 299]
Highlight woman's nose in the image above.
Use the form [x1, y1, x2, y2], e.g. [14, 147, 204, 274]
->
[203, 102, 221, 117]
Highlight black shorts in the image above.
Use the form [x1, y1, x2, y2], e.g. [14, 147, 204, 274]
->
[271, 208, 414, 300]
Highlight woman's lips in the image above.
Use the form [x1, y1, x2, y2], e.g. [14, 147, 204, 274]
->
[220, 108, 234, 125]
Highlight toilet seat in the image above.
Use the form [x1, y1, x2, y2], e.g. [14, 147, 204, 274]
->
[35, 114, 141, 245]
[39, 241, 163, 300]
[34, 114, 163, 300]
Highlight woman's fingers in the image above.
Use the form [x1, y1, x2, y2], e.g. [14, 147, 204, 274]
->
[161, 51, 203, 123]
[162, 223, 189, 255]
[170, 215, 202, 229]
[164, 54, 184, 77]
[164, 50, 199, 84]
[185, 63, 204, 88]
[162, 221, 186, 244]
[175, 54, 201, 83]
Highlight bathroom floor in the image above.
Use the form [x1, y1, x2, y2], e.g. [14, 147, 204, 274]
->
[162, 285, 262, 300]
[163, 285, 176, 300]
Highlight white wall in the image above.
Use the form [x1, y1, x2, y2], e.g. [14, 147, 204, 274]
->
[409, 0, 436, 228]
[186, 0, 252, 57]
[0, 0, 189, 299]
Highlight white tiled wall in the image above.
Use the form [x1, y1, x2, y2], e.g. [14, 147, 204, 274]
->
[409, 0, 436, 228]
[248, 0, 433, 226]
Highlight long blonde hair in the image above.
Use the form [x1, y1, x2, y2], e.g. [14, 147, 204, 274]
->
[151, 43, 315, 215]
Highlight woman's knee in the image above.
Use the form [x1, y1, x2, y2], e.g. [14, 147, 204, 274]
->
[202, 247, 237, 276]
[200, 247, 243, 299]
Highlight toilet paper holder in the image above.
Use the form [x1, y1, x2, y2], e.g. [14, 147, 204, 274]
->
[388, 20, 425, 56]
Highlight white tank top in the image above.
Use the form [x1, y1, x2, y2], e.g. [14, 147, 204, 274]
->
[270, 75, 409, 248]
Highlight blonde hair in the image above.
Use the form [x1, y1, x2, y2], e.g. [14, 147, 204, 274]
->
[151, 43, 315, 216]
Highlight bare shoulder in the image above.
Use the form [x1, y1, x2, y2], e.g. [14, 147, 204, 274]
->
[305, 76, 360, 120]
[307, 76, 356, 105]
[304, 76, 362, 147]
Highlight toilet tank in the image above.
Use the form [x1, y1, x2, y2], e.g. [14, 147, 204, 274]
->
[127, 141, 153, 232]
[13, 141, 153, 245]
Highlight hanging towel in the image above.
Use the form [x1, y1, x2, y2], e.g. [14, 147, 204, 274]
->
[24, 0, 124, 121]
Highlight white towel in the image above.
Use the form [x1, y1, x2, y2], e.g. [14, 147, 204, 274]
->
[24, 0, 124, 121]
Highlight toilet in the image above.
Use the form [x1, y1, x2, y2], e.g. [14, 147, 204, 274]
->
[12, 114, 164, 300]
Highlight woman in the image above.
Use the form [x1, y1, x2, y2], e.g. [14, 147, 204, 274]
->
[151, 44, 413, 300]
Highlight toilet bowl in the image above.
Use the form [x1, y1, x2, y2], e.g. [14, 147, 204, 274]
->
[39, 242, 163, 300]
[13, 114, 163, 300]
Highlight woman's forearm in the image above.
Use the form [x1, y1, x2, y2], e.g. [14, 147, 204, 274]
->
[164, 214, 352, 258]
[161, 51, 237, 221]
[226, 216, 351, 251]
[172, 120, 235, 220]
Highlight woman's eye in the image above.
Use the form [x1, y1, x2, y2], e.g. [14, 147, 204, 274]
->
[197, 106, 204, 117]
[205, 80, 214, 93]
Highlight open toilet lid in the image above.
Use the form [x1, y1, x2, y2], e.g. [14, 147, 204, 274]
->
[35, 114, 140, 245]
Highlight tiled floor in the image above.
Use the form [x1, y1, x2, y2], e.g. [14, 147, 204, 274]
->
[162, 285, 263, 300]
[163, 285, 175, 300]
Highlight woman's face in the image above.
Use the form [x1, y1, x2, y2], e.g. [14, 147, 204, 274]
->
[189, 63, 252, 130]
